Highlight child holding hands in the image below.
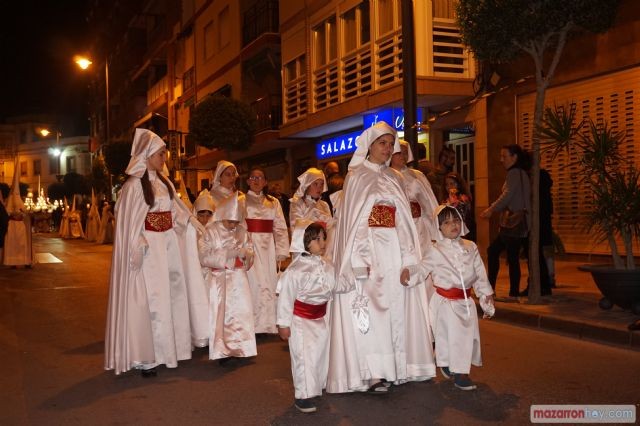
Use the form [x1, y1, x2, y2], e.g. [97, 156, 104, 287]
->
[276, 220, 335, 413]
[402, 205, 494, 391]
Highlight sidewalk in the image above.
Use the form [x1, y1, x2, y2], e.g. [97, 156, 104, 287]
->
[491, 257, 640, 350]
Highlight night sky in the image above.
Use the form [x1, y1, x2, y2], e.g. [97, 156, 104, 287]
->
[0, 0, 91, 131]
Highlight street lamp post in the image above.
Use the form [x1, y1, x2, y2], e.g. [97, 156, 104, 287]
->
[40, 129, 63, 181]
[75, 56, 110, 145]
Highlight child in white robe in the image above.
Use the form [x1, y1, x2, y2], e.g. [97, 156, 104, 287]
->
[198, 191, 257, 364]
[277, 220, 335, 413]
[403, 205, 494, 391]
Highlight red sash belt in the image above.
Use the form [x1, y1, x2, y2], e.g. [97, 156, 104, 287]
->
[410, 201, 422, 218]
[9, 216, 23, 221]
[145, 211, 172, 232]
[211, 257, 244, 271]
[435, 286, 471, 300]
[316, 221, 327, 229]
[293, 299, 327, 319]
[368, 204, 396, 228]
[246, 218, 274, 233]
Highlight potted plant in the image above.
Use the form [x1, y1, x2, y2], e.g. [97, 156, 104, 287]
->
[541, 103, 640, 314]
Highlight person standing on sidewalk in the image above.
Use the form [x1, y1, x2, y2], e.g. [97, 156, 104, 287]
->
[404, 205, 494, 391]
[245, 167, 290, 336]
[105, 128, 202, 377]
[480, 144, 531, 299]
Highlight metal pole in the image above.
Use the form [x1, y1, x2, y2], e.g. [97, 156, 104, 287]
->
[56, 131, 62, 181]
[105, 61, 110, 145]
[401, 0, 418, 166]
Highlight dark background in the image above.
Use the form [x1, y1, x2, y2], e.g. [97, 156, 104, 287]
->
[0, 0, 90, 131]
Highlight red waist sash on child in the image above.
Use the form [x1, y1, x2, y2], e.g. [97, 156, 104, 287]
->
[293, 299, 327, 319]
[435, 286, 471, 300]
[144, 211, 173, 232]
[409, 201, 422, 218]
[246, 218, 274, 233]
[210, 257, 244, 271]
[368, 204, 396, 228]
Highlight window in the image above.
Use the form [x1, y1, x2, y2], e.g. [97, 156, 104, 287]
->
[342, 1, 370, 53]
[218, 6, 230, 50]
[20, 161, 27, 176]
[49, 156, 58, 175]
[67, 156, 77, 174]
[204, 20, 215, 59]
[284, 56, 305, 84]
[377, 0, 399, 36]
[33, 159, 41, 175]
[312, 16, 337, 68]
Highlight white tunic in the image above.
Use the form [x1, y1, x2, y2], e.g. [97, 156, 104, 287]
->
[418, 237, 493, 374]
[245, 190, 290, 333]
[288, 195, 332, 230]
[105, 171, 192, 374]
[198, 222, 257, 360]
[327, 160, 436, 393]
[398, 166, 439, 253]
[85, 204, 100, 242]
[3, 214, 33, 266]
[276, 254, 335, 399]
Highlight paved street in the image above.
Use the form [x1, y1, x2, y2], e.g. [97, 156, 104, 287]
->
[1, 234, 638, 425]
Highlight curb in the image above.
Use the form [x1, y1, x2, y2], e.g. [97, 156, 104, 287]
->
[489, 303, 640, 350]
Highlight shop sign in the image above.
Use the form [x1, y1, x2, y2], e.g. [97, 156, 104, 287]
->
[363, 107, 424, 131]
[316, 130, 362, 159]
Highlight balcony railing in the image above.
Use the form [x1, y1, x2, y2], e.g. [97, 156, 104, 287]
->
[431, 18, 472, 77]
[313, 60, 339, 111]
[250, 94, 282, 132]
[342, 44, 372, 101]
[375, 29, 403, 88]
[242, 0, 279, 46]
[284, 77, 307, 122]
[183, 67, 195, 92]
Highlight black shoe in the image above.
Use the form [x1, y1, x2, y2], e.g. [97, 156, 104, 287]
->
[294, 398, 317, 413]
[519, 287, 529, 297]
[140, 367, 157, 378]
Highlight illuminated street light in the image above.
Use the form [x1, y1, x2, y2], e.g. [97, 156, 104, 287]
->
[75, 55, 110, 146]
[40, 128, 63, 181]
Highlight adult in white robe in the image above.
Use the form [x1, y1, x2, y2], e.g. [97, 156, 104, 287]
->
[276, 220, 335, 405]
[210, 160, 247, 215]
[96, 202, 115, 244]
[58, 198, 70, 237]
[327, 122, 435, 394]
[198, 193, 257, 361]
[245, 168, 290, 334]
[415, 205, 494, 381]
[390, 140, 439, 253]
[105, 128, 199, 375]
[85, 190, 100, 242]
[3, 162, 33, 267]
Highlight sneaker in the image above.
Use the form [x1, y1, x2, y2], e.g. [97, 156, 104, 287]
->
[440, 366, 452, 380]
[454, 374, 477, 391]
[140, 367, 157, 378]
[294, 398, 317, 413]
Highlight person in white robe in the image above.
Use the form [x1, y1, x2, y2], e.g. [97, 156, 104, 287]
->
[327, 121, 436, 394]
[210, 160, 246, 215]
[390, 139, 439, 253]
[3, 160, 33, 267]
[276, 220, 335, 413]
[85, 190, 100, 242]
[198, 192, 257, 363]
[104, 128, 202, 376]
[96, 201, 115, 244]
[245, 167, 290, 334]
[406, 205, 494, 391]
[63, 195, 84, 239]
[289, 168, 332, 232]
[58, 197, 70, 237]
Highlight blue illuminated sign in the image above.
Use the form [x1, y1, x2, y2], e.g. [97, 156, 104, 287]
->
[316, 130, 362, 159]
[363, 107, 424, 131]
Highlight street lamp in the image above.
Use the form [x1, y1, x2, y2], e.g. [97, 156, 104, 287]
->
[40, 128, 63, 181]
[75, 55, 110, 146]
